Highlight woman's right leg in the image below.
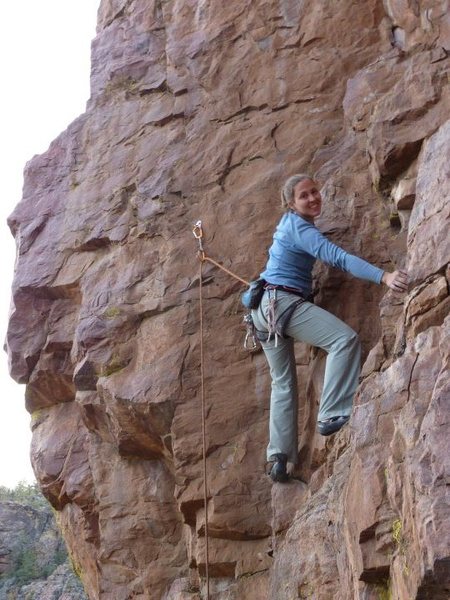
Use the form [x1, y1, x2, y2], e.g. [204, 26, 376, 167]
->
[252, 294, 298, 464]
[261, 336, 298, 464]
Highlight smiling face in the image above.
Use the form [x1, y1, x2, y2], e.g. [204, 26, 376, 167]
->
[290, 178, 322, 222]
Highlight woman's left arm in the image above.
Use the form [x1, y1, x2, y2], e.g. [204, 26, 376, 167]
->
[381, 270, 409, 292]
[292, 220, 408, 290]
[293, 222, 384, 284]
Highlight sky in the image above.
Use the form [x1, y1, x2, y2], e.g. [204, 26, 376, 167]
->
[0, 1, 99, 488]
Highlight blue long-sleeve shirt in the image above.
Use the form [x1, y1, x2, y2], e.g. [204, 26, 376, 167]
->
[260, 210, 384, 297]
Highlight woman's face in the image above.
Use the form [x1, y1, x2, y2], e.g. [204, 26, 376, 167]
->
[290, 179, 322, 222]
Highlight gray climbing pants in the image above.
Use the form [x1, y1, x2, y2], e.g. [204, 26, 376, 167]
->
[252, 290, 361, 464]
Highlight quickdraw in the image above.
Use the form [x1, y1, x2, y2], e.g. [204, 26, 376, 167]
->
[243, 313, 258, 351]
[192, 221, 251, 288]
[192, 221, 258, 351]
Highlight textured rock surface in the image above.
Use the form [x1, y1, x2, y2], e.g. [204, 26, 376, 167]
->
[6, 0, 450, 598]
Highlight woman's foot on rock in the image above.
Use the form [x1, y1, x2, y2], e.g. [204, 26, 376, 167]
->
[268, 453, 289, 482]
[317, 415, 350, 436]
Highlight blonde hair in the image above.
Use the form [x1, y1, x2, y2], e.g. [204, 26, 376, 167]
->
[281, 173, 313, 209]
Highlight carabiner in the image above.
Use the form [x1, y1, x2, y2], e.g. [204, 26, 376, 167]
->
[244, 331, 258, 351]
[192, 220, 203, 239]
[243, 313, 258, 351]
[192, 220, 205, 257]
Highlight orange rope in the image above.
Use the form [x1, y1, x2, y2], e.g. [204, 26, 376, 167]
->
[201, 254, 250, 286]
[193, 219, 249, 286]
[199, 259, 210, 600]
[193, 221, 249, 598]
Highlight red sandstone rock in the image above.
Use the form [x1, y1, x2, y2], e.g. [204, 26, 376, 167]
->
[6, 0, 450, 598]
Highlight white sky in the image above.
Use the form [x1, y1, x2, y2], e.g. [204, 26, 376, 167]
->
[0, 1, 99, 487]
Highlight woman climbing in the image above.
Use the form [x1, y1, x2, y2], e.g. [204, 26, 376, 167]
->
[251, 174, 408, 483]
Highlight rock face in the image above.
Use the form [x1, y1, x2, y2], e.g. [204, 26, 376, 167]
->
[6, 0, 450, 598]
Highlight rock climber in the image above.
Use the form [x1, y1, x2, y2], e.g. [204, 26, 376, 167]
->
[251, 174, 408, 483]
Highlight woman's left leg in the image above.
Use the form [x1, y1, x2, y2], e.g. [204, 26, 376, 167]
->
[285, 301, 361, 421]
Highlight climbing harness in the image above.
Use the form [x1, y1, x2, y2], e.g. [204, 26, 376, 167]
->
[192, 221, 256, 600]
[258, 287, 307, 347]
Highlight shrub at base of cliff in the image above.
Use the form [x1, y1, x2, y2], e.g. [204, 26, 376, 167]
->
[0, 482, 87, 599]
[10, 539, 67, 586]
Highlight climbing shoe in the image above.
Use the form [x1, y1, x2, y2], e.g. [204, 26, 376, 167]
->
[269, 453, 289, 483]
[317, 415, 350, 437]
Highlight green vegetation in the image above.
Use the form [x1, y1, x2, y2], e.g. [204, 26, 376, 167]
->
[10, 540, 67, 586]
[392, 518, 407, 556]
[30, 408, 45, 426]
[392, 519, 402, 544]
[101, 356, 127, 376]
[12, 543, 40, 585]
[0, 482, 68, 587]
[376, 582, 392, 600]
[103, 306, 121, 318]
[0, 481, 49, 511]
[69, 555, 83, 580]
[392, 518, 410, 576]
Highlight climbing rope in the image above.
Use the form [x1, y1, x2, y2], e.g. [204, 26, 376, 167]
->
[192, 221, 250, 599]
[198, 257, 210, 600]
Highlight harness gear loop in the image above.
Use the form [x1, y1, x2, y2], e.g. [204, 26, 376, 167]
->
[266, 288, 279, 347]
[255, 288, 307, 345]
